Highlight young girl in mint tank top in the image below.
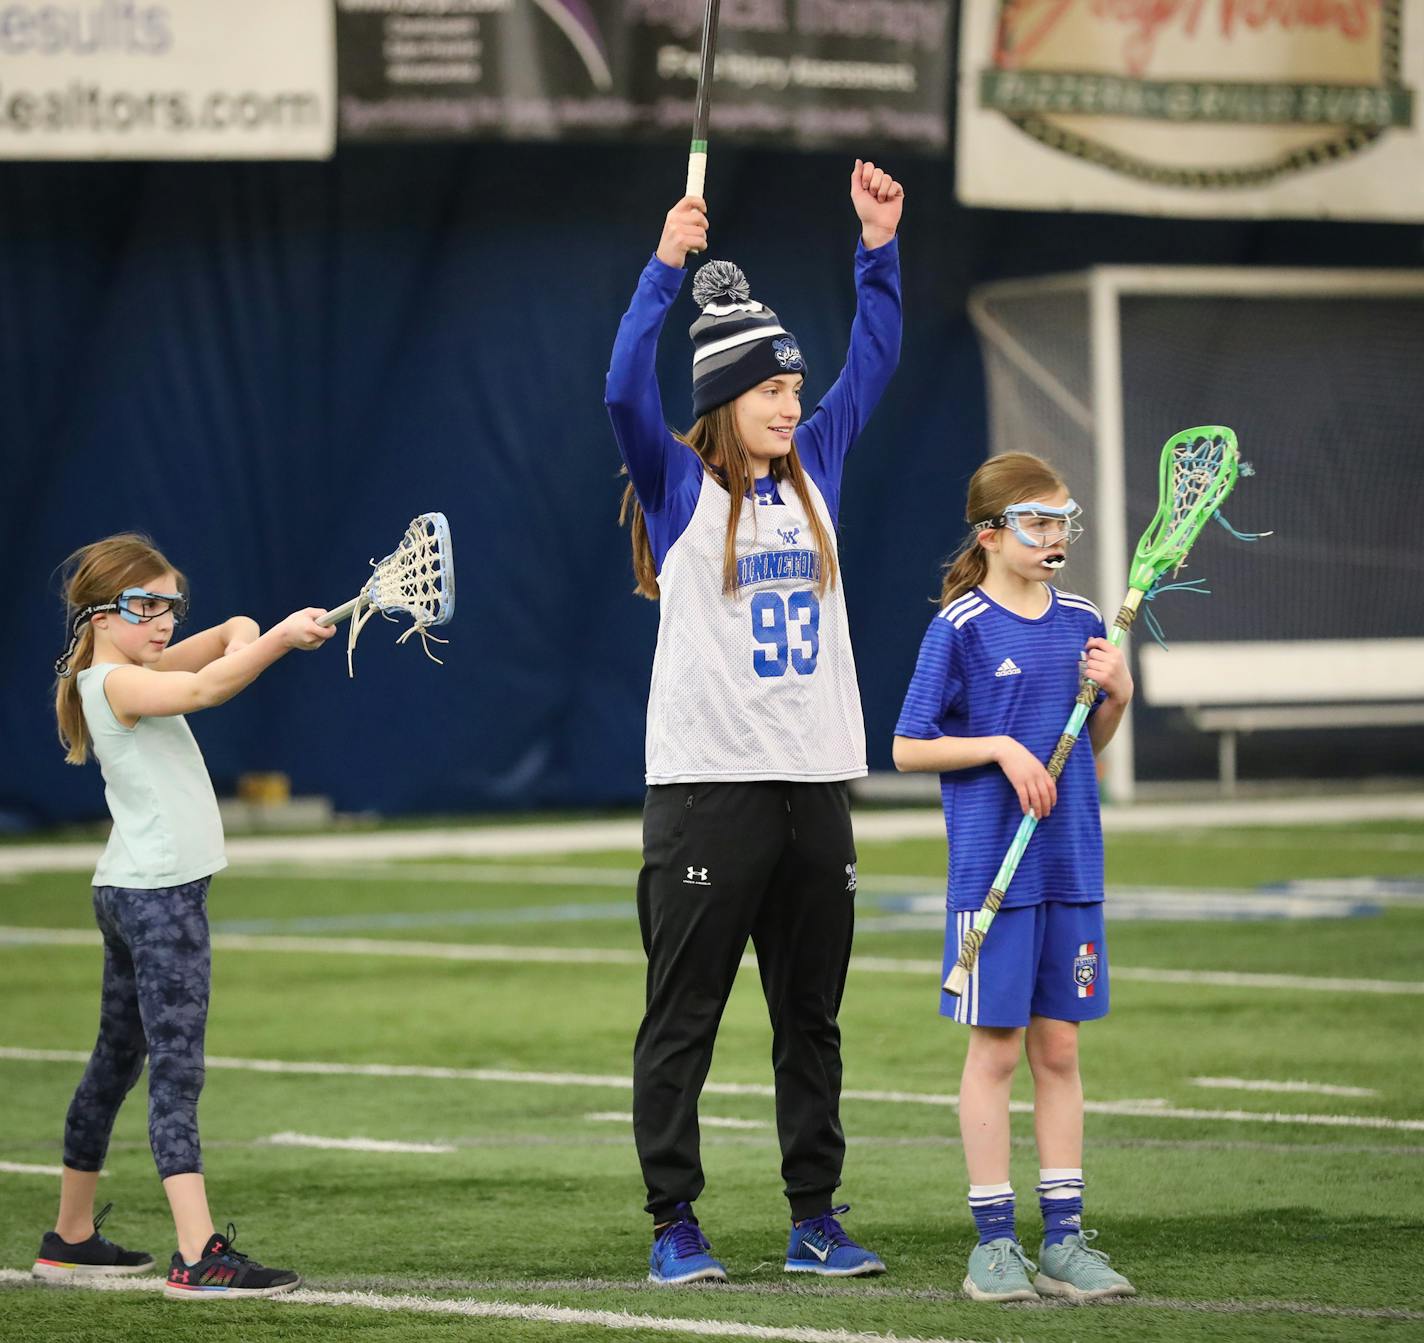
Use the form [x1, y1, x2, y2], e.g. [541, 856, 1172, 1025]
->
[36, 532, 333, 1301]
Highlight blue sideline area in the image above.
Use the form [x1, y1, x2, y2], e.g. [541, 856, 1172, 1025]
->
[2, 141, 1420, 825]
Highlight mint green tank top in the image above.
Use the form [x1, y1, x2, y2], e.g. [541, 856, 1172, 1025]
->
[77, 663, 227, 889]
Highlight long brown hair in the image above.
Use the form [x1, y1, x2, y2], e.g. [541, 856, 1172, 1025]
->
[54, 533, 185, 765]
[619, 400, 839, 599]
[939, 452, 1068, 606]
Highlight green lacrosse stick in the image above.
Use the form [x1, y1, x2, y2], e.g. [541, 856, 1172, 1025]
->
[944, 426, 1243, 997]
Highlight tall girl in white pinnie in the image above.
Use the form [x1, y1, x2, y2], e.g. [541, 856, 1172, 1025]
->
[36, 532, 334, 1302]
[892, 454, 1138, 1303]
[607, 159, 904, 1285]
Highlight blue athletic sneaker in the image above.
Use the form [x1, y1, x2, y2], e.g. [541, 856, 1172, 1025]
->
[784, 1205, 886, 1276]
[648, 1207, 728, 1285]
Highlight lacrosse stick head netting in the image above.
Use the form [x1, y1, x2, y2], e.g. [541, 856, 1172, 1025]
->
[344, 512, 455, 677]
[1127, 426, 1240, 595]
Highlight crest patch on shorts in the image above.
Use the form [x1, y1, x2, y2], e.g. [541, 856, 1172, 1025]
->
[1073, 941, 1098, 998]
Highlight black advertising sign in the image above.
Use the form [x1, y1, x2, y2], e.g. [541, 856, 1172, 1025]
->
[336, 0, 949, 150]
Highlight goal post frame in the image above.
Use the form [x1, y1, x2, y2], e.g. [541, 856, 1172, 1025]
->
[967, 264, 1424, 804]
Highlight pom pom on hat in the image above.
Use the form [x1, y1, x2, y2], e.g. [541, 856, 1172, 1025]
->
[692, 260, 752, 312]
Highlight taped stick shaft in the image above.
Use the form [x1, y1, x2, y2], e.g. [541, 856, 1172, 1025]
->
[944, 587, 1145, 996]
[686, 145, 707, 200]
[686, 0, 720, 199]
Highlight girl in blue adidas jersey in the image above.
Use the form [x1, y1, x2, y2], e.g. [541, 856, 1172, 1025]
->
[36, 533, 333, 1300]
[892, 453, 1138, 1303]
[606, 160, 903, 1286]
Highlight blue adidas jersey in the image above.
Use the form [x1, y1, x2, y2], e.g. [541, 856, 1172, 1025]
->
[895, 586, 1108, 912]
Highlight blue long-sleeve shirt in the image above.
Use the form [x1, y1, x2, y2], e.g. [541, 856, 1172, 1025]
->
[605, 239, 902, 571]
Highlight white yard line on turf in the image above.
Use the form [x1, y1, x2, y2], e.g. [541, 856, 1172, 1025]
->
[0, 1270, 991, 1343]
[1, 1269, 1420, 1325]
[1191, 1077, 1378, 1098]
[232, 862, 642, 887]
[224, 864, 1424, 901]
[3, 793, 1423, 877]
[4, 926, 1423, 997]
[1115, 832, 1424, 854]
[0, 926, 645, 965]
[5, 1267, 1422, 1326]
[265, 1132, 457, 1154]
[241, 1275, 1424, 1322]
[208, 880, 1400, 936]
[1108, 965, 1424, 995]
[3, 1047, 1421, 1132]
[212, 899, 636, 935]
[0, 1161, 104, 1177]
[850, 953, 1424, 997]
[213, 891, 1393, 938]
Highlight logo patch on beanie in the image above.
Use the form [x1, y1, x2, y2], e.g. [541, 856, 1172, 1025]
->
[772, 337, 803, 370]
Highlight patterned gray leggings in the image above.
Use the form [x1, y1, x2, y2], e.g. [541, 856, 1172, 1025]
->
[63, 878, 211, 1180]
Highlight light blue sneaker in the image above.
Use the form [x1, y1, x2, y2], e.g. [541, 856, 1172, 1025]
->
[648, 1208, 728, 1286]
[784, 1205, 886, 1277]
[963, 1237, 1037, 1302]
[1035, 1230, 1135, 1301]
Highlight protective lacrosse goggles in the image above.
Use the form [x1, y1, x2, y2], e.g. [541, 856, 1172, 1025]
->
[54, 587, 189, 678]
[973, 499, 1084, 549]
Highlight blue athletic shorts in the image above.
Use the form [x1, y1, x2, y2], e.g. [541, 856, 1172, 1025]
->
[941, 901, 1109, 1028]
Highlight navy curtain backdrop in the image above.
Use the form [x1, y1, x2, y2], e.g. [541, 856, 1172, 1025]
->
[2, 142, 1420, 826]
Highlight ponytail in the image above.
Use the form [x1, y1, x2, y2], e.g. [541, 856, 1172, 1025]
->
[938, 537, 990, 607]
[55, 625, 97, 765]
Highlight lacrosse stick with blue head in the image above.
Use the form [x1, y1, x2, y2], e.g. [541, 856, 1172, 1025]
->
[318, 512, 455, 678]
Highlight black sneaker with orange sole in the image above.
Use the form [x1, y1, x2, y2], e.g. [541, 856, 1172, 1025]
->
[32, 1202, 156, 1281]
[163, 1225, 301, 1301]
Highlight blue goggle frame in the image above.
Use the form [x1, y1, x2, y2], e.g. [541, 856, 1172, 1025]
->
[108, 587, 188, 625]
[974, 499, 1084, 549]
[54, 587, 189, 678]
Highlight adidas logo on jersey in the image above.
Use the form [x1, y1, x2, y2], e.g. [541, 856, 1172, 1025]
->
[994, 658, 1022, 678]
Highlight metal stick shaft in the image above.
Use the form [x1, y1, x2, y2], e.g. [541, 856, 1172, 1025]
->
[318, 596, 363, 628]
[691, 0, 720, 146]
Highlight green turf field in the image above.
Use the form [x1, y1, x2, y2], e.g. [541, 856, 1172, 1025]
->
[2, 819, 1422, 1342]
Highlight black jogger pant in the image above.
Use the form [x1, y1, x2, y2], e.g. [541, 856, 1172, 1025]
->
[632, 780, 858, 1222]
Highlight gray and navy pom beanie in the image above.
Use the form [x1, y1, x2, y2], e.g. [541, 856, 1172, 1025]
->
[689, 260, 806, 419]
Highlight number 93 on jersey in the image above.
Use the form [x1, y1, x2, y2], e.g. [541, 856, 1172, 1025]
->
[751, 590, 820, 678]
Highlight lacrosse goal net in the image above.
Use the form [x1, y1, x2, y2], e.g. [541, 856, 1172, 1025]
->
[968, 266, 1424, 801]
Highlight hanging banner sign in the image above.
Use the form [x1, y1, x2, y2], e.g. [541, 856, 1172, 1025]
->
[0, 1, 335, 160]
[957, 0, 1424, 220]
[335, 0, 949, 151]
